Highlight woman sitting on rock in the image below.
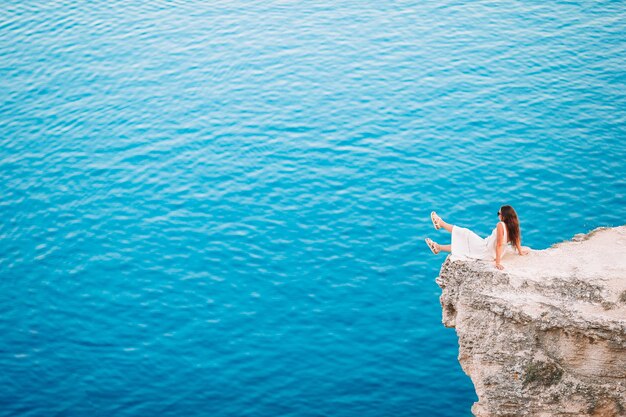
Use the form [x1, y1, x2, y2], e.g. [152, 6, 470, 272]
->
[425, 205, 529, 270]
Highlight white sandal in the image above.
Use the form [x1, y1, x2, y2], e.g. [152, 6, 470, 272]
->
[430, 211, 441, 230]
[425, 238, 440, 254]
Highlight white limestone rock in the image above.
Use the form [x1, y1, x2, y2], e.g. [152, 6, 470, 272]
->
[436, 226, 626, 417]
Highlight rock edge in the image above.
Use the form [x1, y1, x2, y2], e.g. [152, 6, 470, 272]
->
[436, 226, 626, 417]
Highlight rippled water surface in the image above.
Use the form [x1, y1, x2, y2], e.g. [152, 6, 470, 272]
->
[1, 1, 625, 416]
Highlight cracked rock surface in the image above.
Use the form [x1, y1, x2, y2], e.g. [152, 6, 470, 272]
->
[436, 226, 626, 417]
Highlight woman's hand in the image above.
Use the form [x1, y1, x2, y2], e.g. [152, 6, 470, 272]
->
[495, 263, 504, 270]
[518, 246, 530, 256]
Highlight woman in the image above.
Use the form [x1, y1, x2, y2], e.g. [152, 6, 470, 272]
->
[425, 205, 529, 270]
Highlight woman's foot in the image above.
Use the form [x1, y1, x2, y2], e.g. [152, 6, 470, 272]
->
[425, 238, 440, 254]
[431, 211, 442, 230]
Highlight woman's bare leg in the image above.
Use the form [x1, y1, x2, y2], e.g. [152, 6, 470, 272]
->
[428, 240, 452, 254]
[439, 220, 453, 233]
[433, 212, 454, 233]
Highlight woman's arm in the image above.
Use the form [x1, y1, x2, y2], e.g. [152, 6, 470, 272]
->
[516, 243, 530, 256]
[495, 223, 505, 270]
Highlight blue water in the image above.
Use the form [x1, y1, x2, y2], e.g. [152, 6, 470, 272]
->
[1, 1, 625, 416]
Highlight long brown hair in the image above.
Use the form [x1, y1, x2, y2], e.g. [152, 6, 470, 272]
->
[500, 205, 521, 247]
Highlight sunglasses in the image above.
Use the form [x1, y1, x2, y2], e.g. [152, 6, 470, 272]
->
[497, 211, 501, 216]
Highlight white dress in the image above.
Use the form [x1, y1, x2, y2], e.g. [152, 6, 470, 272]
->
[450, 221, 508, 261]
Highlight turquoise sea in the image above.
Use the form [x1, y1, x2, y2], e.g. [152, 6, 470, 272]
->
[1, 1, 625, 416]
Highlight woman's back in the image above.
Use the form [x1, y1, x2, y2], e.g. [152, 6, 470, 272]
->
[485, 221, 507, 259]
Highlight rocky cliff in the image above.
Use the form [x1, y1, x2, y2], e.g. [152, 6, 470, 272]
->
[436, 226, 626, 417]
